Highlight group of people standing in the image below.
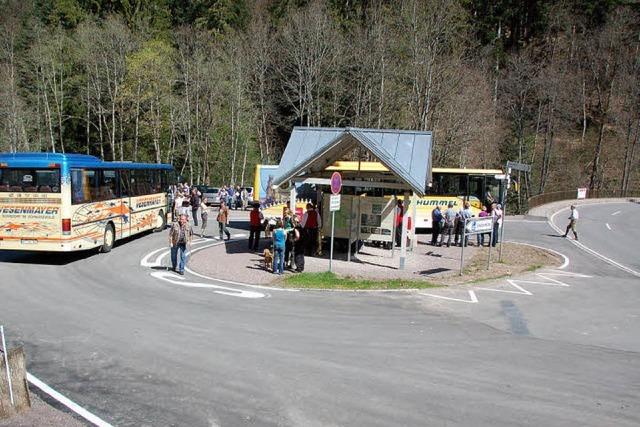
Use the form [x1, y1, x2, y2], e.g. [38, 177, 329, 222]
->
[219, 185, 251, 210]
[249, 202, 322, 274]
[430, 201, 503, 248]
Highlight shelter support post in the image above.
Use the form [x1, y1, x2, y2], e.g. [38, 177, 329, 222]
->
[498, 168, 510, 262]
[391, 195, 396, 259]
[289, 183, 296, 214]
[410, 192, 418, 251]
[400, 191, 409, 270]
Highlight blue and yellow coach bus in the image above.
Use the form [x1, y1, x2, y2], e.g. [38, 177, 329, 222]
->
[0, 153, 175, 252]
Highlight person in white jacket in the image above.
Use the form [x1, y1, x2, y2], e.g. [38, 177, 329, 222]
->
[563, 205, 579, 240]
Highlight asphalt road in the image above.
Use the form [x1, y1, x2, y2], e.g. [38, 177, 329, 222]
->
[0, 202, 639, 426]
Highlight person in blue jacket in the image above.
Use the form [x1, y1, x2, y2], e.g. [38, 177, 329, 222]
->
[272, 219, 286, 275]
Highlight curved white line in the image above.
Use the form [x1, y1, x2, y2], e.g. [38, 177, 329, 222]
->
[549, 205, 640, 277]
[504, 240, 570, 270]
[183, 241, 298, 292]
[150, 271, 266, 299]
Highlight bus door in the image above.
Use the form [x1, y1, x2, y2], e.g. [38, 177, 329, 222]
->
[467, 175, 486, 210]
[118, 170, 132, 238]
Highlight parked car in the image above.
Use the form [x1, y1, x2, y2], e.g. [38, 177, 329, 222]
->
[203, 187, 221, 206]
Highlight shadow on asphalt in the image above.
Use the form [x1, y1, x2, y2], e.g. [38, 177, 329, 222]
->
[419, 267, 451, 275]
[0, 230, 155, 265]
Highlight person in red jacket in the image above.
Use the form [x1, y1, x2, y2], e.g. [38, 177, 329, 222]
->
[301, 203, 322, 256]
[248, 203, 264, 251]
[395, 199, 404, 247]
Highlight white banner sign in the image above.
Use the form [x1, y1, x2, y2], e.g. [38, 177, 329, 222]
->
[330, 194, 341, 212]
[577, 188, 587, 199]
[465, 217, 493, 234]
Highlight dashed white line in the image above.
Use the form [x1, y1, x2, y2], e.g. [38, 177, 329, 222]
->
[611, 210, 621, 216]
[27, 373, 113, 427]
[606, 223, 612, 230]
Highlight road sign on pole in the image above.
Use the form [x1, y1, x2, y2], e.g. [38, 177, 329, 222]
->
[330, 172, 342, 195]
[329, 194, 341, 211]
[505, 161, 531, 172]
[465, 217, 493, 234]
[329, 175, 341, 272]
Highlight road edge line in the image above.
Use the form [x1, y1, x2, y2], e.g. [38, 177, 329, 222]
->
[26, 372, 114, 427]
[548, 205, 640, 277]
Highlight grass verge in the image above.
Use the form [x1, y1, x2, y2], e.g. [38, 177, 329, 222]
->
[281, 271, 441, 290]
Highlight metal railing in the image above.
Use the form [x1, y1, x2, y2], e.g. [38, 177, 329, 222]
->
[528, 190, 640, 209]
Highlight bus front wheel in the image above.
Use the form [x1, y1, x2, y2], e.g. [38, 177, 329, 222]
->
[101, 224, 115, 253]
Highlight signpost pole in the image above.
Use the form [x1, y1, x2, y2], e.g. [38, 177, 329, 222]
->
[399, 191, 410, 270]
[1, 325, 14, 406]
[347, 197, 352, 263]
[487, 218, 494, 270]
[328, 172, 342, 273]
[498, 167, 511, 262]
[460, 218, 466, 276]
[329, 210, 335, 273]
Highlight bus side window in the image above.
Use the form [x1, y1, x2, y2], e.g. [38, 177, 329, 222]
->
[100, 170, 118, 200]
[71, 169, 99, 204]
[119, 170, 130, 198]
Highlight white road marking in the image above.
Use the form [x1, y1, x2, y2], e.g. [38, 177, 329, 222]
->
[418, 290, 478, 303]
[141, 234, 296, 294]
[27, 373, 114, 427]
[421, 270, 590, 303]
[549, 207, 640, 278]
[505, 241, 570, 269]
[150, 271, 266, 298]
[606, 223, 612, 230]
[611, 210, 621, 216]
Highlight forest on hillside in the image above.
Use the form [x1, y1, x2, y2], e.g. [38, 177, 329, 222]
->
[0, 0, 638, 206]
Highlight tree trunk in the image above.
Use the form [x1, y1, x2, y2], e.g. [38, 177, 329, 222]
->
[588, 121, 606, 191]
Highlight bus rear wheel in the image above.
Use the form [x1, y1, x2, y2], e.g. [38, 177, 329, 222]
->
[101, 223, 115, 253]
[154, 210, 167, 232]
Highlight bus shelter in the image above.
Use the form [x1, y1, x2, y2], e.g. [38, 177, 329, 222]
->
[273, 127, 433, 270]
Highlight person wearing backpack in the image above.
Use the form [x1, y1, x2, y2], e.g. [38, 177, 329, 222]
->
[440, 202, 457, 247]
[292, 215, 305, 272]
[217, 200, 231, 241]
[431, 206, 442, 245]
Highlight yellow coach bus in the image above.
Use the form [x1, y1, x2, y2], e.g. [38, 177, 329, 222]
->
[0, 153, 175, 252]
[255, 161, 505, 230]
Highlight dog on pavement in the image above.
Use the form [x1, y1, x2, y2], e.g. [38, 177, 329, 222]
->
[263, 248, 273, 271]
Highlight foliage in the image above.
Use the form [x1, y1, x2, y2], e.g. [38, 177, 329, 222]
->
[0, 0, 638, 195]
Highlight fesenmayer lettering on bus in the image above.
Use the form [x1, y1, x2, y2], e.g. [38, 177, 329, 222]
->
[135, 196, 162, 209]
[0, 206, 60, 216]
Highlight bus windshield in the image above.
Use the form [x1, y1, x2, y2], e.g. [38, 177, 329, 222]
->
[0, 168, 61, 193]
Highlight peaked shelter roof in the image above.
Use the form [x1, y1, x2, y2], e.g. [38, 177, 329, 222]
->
[273, 127, 433, 196]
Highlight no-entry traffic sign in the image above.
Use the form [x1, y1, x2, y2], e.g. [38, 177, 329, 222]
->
[330, 172, 342, 195]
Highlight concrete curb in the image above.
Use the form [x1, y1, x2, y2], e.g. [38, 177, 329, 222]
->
[528, 197, 635, 219]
